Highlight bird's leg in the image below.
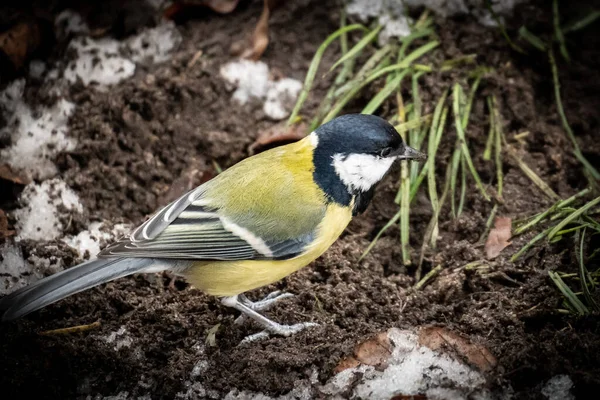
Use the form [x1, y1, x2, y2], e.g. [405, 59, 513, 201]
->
[221, 295, 317, 343]
[235, 290, 294, 324]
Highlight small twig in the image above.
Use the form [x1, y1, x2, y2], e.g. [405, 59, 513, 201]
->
[39, 321, 101, 336]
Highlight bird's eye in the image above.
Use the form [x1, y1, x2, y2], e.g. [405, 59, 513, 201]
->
[380, 147, 393, 157]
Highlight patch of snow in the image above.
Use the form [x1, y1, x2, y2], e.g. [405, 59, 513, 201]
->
[347, 0, 527, 42]
[220, 60, 271, 104]
[322, 328, 494, 400]
[220, 60, 302, 120]
[0, 80, 76, 180]
[263, 78, 303, 120]
[347, 0, 412, 43]
[542, 375, 575, 400]
[55, 9, 90, 36]
[13, 179, 83, 242]
[0, 243, 33, 295]
[127, 22, 182, 64]
[64, 20, 181, 87]
[104, 327, 134, 351]
[63, 222, 131, 260]
[64, 37, 136, 86]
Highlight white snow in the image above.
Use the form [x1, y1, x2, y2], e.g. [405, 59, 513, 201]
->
[0, 243, 32, 295]
[321, 328, 494, 400]
[64, 21, 181, 87]
[55, 9, 90, 36]
[220, 60, 271, 104]
[13, 179, 83, 242]
[263, 78, 303, 120]
[64, 37, 136, 86]
[0, 80, 76, 180]
[347, 0, 527, 42]
[127, 22, 182, 64]
[542, 375, 575, 400]
[63, 222, 131, 260]
[104, 327, 134, 351]
[219, 60, 302, 120]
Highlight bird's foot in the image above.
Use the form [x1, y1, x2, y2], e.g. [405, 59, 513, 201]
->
[221, 295, 317, 343]
[234, 290, 294, 325]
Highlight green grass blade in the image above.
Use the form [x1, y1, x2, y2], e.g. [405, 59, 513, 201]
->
[452, 84, 491, 201]
[518, 26, 547, 51]
[577, 228, 598, 310]
[548, 196, 600, 240]
[400, 160, 411, 265]
[334, 44, 393, 97]
[483, 97, 495, 161]
[360, 210, 401, 260]
[485, 0, 525, 54]
[329, 25, 383, 73]
[450, 146, 461, 218]
[458, 154, 467, 216]
[507, 147, 560, 201]
[563, 10, 600, 33]
[553, 0, 570, 62]
[493, 96, 504, 198]
[514, 187, 591, 235]
[362, 70, 409, 114]
[287, 24, 367, 126]
[548, 271, 589, 315]
[549, 50, 600, 179]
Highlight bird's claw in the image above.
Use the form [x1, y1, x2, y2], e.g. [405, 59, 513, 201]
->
[235, 291, 295, 325]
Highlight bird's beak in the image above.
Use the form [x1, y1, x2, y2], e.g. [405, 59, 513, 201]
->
[393, 145, 427, 161]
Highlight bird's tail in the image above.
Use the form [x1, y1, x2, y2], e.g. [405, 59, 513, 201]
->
[0, 257, 159, 321]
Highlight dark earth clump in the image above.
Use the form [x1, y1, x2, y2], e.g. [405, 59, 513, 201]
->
[1, 0, 599, 399]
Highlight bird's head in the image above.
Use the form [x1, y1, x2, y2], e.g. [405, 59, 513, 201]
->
[310, 114, 426, 213]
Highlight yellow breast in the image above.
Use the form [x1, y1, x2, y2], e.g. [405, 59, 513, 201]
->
[184, 203, 352, 297]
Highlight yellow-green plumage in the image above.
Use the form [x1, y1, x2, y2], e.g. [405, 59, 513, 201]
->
[186, 204, 351, 296]
[186, 136, 353, 296]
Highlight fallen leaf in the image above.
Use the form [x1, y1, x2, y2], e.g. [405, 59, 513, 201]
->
[335, 331, 392, 373]
[0, 164, 29, 185]
[0, 210, 15, 240]
[249, 122, 307, 155]
[0, 21, 41, 70]
[485, 216, 512, 259]
[418, 327, 497, 372]
[231, 0, 282, 60]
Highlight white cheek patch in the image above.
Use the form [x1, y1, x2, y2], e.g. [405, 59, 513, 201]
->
[332, 153, 396, 192]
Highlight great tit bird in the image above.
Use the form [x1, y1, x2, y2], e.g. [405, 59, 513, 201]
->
[0, 114, 426, 338]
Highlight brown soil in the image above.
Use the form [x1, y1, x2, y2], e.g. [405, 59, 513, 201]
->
[1, 0, 599, 399]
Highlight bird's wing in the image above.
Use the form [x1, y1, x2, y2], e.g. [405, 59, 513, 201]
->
[99, 142, 327, 261]
[99, 188, 320, 261]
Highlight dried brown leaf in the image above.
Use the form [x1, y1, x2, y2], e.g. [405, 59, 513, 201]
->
[485, 216, 512, 259]
[231, 0, 282, 60]
[0, 210, 15, 240]
[0, 21, 40, 69]
[0, 163, 29, 185]
[418, 327, 497, 372]
[249, 122, 307, 155]
[334, 331, 393, 373]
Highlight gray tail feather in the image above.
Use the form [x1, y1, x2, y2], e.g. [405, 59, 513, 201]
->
[0, 257, 156, 321]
